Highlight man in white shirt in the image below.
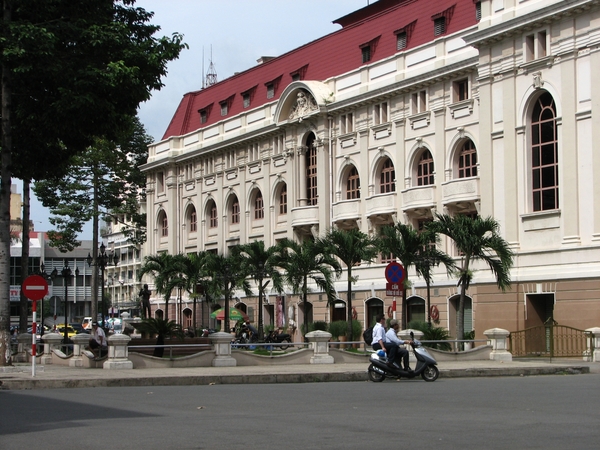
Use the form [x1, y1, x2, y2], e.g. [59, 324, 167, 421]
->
[386, 319, 413, 372]
[371, 314, 398, 367]
[88, 322, 107, 359]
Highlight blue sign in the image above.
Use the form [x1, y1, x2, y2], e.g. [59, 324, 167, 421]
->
[385, 262, 405, 284]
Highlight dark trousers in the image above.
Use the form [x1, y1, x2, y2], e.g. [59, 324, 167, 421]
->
[373, 342, 398, 363]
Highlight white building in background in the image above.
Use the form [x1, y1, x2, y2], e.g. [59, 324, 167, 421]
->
[140, 0, 600, 341]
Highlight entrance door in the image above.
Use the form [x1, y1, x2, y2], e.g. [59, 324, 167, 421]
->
[365, 298, 383, 327]
[524, 293, 554, 354]
[331, 299, 346, 322]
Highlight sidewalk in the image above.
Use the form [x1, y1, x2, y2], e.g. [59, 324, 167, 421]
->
[0, 359, 596, 390]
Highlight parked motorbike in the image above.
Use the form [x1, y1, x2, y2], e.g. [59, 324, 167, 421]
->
[233, 324, 258, 345]
[264, 329, 292, 350]
[368, 332, 439, 382]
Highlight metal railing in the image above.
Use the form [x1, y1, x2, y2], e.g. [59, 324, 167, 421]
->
[510, 324, 591, 357]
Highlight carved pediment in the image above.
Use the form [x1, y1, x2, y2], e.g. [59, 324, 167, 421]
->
[288, 90, 318, 121]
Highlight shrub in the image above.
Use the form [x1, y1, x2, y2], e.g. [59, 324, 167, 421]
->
[329, 320, 347, 338]
[407, 320, 451, 351]
[351, 319, 363, 341]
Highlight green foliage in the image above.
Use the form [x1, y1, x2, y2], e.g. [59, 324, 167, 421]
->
[351, 319, 363, 341]
[407, 320, 452, 351]
[463, 330, 475, 340]
[301, 320, 329, 335]
[329, 320, 347, 338]
[135, 318, 184, 358]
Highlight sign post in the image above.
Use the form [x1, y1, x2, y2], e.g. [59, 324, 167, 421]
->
[385, 262, 406, 321]
[21, 275, 49, 377]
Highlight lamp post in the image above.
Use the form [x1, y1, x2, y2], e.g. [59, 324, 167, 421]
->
[37, 263, 58, 337]
[59, 263, 79, 346]
[87, 242, 119, 333]
[256, 262, 270, 341]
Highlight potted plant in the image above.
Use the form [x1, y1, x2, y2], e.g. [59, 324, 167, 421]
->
[329, 321, 347, 348]
[463, 330, 475, 351]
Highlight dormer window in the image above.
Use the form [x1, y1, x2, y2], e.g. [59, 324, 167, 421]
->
[394, 21, 416, 51]
[219, 95, 234, 116]
[241, 86, 256, 109]
[290, 64, 308, 82]
[198, 103, 213, 124]
[432, 5, 455, 37]
[359, 36, 380, 64]
[265, 75, 282, 100]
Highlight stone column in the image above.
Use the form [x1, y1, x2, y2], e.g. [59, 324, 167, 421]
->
[399, 329, 424, 365]
[585, 327, 600, 362]
[484, 328, 512, 362]
[70, 334, 91, 367]
[104, 334, 133, 370]
[305, 330, 334, 364]
[210, 332, 236, 367]
[14, 333, 33, 363]
[41, 333, 63, 365]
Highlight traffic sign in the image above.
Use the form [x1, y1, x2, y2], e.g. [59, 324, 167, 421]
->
[21, 275, 49, 301]
[385, 262, 405, 284]
[386, 282, 402, 297]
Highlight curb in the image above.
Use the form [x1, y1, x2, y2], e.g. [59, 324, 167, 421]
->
[0, 365, 589, 390]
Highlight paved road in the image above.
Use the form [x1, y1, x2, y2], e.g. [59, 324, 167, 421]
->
[2, 374, 599, 449]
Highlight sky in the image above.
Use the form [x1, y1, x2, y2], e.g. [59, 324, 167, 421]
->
[27, 0, 371, 239]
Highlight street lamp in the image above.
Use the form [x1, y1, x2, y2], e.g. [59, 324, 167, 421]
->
[59, 263, 79, 346]
[37, 263, 58, 337]
[87, 242, 119, 333]
[256, 262, 270, 341]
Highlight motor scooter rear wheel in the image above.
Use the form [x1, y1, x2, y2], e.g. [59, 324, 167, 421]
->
[279, 338, 291, 350]
[368, 364, 386, 382]
[421, 365, 439, 382]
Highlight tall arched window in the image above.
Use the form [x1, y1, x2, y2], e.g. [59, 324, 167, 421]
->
[158, 211, 168, 237]
[208, 200, 218, 228]
[254, 191, 264, 220]
[531, 92, 558, 211]
[417, 150, 434, 186]
[379, 158, 395, 193]
[345, 166, 360, 199]
[306, 134, 318, 205]
[188, 206, 197, 233]
[279, 184, 287, 215]
[230, 195, 240, 224]
[458, 140, 477, 178]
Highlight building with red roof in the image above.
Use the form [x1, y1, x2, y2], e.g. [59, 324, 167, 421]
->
[142, 0, 600, 350]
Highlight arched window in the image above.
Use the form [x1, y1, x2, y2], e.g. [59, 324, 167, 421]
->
[531, 92, 558, 211]
[379, 158, 395, 193]
[458, 140, 477, 178]
[158, 211, 168, 237]
[188, 206, 197, 233]
[208, 200, 218, 228]
[254, 191, 264, 220]
[230, 195, 240, 224]
[306, 134, 318, 206]
[279, 184, 287, 215]
[345, 166, 360, 199]
[417, 150, 434, 186]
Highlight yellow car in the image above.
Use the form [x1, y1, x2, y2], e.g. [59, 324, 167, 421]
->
[55, 325, 78, 339]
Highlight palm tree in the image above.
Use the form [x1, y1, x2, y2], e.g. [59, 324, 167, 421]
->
[135, 318, 184, 358]
[273, 238, 341, 340]
[234, 241, 283, 340]
[427, 213, 514, 342]
[378, 223, 455, 327]
[138, 253, 186, 321]
[204, 251, 251, 332]
[178, 251, 211, 333]
[318, 228, 378, 341]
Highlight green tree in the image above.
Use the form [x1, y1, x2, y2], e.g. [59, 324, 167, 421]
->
[273, 238, 341, 340]
[0, 0, 186, 365]
[378, 223, 455, 327]
[427, 214, 514, 342]
[204, 252, 251, 331]
[318, 228, 378, 341]
[234, 241, 283, 340]
[177, 252, 211, 332]
[135, 318, 184, 358]
[34, 117, 152, 321]
[138, 253, 186, 321]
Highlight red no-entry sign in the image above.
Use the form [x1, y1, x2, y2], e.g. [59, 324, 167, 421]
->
[21, 275, 49, 301]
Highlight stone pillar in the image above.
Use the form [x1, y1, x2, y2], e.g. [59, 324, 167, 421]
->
[585, 327, 600, 362]
[70, 334, 91, 367]
[41, 333, 63, 365]
[209, 332, 236, 367]
[399, 329, 424, 365]
[14, 333, 33, 363]
[103, 334, 133, 370]
[484, 328, 512, 362]
[305, 330, 334, 364]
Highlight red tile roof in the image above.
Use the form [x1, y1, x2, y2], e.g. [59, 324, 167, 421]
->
[162, 0, 477, 141]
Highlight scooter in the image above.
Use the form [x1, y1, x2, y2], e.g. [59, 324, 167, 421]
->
[368, 332, 439, 382]
[264, 329, 292, 350]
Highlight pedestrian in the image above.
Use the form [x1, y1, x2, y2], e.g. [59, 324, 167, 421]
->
[87, 321, 107, 360]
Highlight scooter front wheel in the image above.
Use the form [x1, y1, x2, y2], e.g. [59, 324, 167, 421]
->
[421, 365, 439, 382]
[368, 364, 386, 382]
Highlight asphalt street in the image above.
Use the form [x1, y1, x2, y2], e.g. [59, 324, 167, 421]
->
[2, 374, 599, 449]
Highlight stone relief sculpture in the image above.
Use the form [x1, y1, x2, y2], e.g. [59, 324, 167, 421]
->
[289, 91, 318, 121]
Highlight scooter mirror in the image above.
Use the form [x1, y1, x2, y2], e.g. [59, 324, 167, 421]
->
[410, 331, 414, 339]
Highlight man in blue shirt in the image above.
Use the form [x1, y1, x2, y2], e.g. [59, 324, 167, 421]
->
[386, 319, 413, 372]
